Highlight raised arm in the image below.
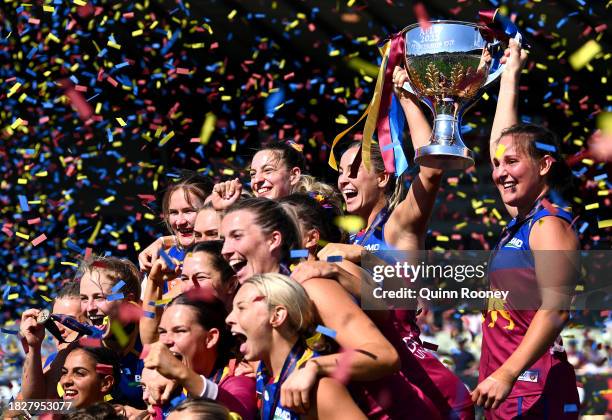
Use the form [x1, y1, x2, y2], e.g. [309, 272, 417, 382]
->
[489, 39, 526, 159]
[140, 257, 177, 345]
[383, 67, 442, 248]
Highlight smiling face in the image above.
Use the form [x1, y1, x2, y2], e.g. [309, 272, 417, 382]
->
[52, 297, 85, 343]
[338, 145, 388, 219]
[180, 251, 226, 298]
[168, 188, 204, 248]
[492, 135, 550, 213]
[249, 150, 299, 199]
[60, 349, 113, 408]
[226, 283, 273, 361]
[220, 210, 281, 284]
[193, 208, 221, 243]
[79, 269, 121, 328]
[158, 305, 217, 373]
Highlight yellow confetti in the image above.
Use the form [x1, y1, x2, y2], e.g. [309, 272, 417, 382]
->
[159, 131, 175, 146]
[569, 40, 602, 70]
[436, 235, 449, 242]
[334, 215, 365, 234]
[335, 114, 348, 124]
[132, 29, 143, 37]
[597, 112, 612, 134]
[7, 293, 19, 300]
[73, 0, 87, 5]
[228, 9, 237, 20]
[199, 112, 216, 145]
[494, 143, 506, 160]
[598, 219, 612, 229]
[585, 203, 599, 210]
[43, 5, 55, 12]
[116, 117, 126, 127]
[110, 321, 128, 347]
[15, 232, 30, 240]
[88, 220, 102, 244]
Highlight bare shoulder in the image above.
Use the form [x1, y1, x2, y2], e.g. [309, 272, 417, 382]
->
[529, 216, 578, 251]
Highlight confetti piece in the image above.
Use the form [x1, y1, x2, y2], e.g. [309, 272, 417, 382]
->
[494, 143, 506, 160]
[569, 40, 602, 70]
[143, 311, 156, 319]
[334, 215, 365, 234]
[111, 280, 126, 293]
[106, 293, 124, 301]
[18, 195, 30, 212]
[159, 248, 176, 270]
[534, 142, 556, 153]
[326, 256, 343, 263]
[315, 324, 337, 339]
[31, 234, 48, 246]
[598, 220, 612, 229]
[290, 249, 309, 258]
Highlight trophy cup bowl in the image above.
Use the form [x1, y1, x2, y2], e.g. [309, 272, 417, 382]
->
[403, 20, 520, 170]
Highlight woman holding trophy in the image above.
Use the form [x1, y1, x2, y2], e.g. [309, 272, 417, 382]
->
[470, 39, 580, 419]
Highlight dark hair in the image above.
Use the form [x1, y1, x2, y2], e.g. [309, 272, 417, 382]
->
[62, 402, 126, 420]
[77, 256, 141, 300]
[56, 281, 81, 300]
[186, 240, 235, 287]
[498, 123, 575, 200]
[256, 140, 307, 172]
[68, 346, 122, 387]
[225, 198, 300, 264]
[169, 397, 230, 419]
[279, 193, 346, 246]
[167, 294, 235, 369]
[162, 173, 214, 234]
[342, 141, 406, 211]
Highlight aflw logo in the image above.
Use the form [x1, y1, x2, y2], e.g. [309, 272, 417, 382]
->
[505, 238, 523, 249]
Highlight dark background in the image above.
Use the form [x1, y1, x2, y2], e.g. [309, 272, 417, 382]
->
[0, 0, 610, 319]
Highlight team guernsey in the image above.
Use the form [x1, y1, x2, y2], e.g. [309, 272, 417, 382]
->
[481, 200, 579, 419]
[350, 207, 474, 418]
[256, 342, 317, 420]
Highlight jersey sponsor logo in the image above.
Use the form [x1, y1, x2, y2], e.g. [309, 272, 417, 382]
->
[505, 237, 524, 249]
[364, 243, 380, 251]
[274, 406, 292, 420]
[517, 369, 539, 383]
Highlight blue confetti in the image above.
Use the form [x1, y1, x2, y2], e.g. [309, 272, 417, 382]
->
[290, 249, 309, 258]
[534, 142, 556, 153]
[315, 324, 337, 339]
[18, 195, 29, 212]
[111, 280, 126, 293]
[326, 255, 343, 263]
[106, 293, 124, 301]
[159, 248, 176, 270]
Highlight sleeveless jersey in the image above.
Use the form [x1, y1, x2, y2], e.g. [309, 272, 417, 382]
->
[480, 200, 574, 398]
[350, 208, 390, 252]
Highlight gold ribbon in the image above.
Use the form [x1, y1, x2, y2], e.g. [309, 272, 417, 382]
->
[328, 41, 391, 171]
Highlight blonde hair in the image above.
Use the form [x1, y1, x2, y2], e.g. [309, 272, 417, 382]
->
[291, 174, 344, 210]
[243, 273, 315, 337]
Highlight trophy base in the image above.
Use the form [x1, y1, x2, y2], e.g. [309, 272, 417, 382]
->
[415, 144, 475, 170]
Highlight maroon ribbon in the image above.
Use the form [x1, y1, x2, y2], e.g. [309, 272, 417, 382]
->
[376, 32, 405, 174]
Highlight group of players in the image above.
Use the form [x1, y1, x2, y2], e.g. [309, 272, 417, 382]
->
[9, 39, 581, 420]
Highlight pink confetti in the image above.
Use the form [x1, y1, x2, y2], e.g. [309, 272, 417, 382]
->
[413, 3, 431, 30]
[31, 233, 47, 246]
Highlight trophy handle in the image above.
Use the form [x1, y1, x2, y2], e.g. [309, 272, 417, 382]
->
[484, 31, 522, 87]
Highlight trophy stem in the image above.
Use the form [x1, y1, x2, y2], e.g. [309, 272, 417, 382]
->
[414, 113, 475, 170]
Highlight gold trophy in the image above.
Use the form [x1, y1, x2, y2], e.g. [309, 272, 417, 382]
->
[402, 20, 522, 169]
